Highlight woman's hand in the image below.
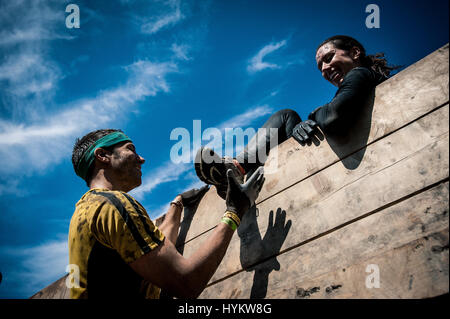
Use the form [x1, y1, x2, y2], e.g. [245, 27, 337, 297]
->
[225, 167, 265, 219]
[292, 119, 318, 143]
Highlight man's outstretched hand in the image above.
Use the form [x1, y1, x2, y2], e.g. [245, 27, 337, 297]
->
[292, 119, 318, 143]
[226, 167, 265, 219]
[179, 185, 210, 207]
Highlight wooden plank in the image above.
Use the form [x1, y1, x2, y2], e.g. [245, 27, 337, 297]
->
[181, 104, 449, 283]
[30, 275, 69, 299]
[199, 182, 449, 298]
[178, 188, 226, 243]
[182, 44, 449, 242]
[267, 231, 449, 298]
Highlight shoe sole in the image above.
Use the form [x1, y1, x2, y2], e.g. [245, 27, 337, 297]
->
[194, 146, 224, 186]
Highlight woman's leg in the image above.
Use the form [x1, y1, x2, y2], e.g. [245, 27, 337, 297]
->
[236, 108, 301, 173]
[194, 108, 301, 199]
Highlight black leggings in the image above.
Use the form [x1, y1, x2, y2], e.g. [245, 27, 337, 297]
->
[235, 108, 301, 173]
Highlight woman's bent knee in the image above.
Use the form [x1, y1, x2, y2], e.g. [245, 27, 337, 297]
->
[275, 108, 301, 120]
[262, 108, 302, 133]
[274, 108, 298, 117]
[274, 108, 302, 123]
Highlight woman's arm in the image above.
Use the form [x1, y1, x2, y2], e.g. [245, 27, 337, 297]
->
[309, 67, 385, 134]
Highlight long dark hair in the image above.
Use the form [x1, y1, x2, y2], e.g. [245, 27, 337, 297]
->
[317, 35, 401, 78]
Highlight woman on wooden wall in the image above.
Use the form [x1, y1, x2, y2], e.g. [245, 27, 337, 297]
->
[195, 35, 400, 199]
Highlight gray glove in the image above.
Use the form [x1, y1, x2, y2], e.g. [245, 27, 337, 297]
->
[292, 119, 318, 143]
[179, 185, 210, 207]
[225, 167, 265, 219]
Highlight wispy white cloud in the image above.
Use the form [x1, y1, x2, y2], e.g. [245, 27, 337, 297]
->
[0, 52, 61, 97]
[0, 178, 29, 197]
[0, 0, 194, 195]
[0, 0, 75, 47]
[0, 1, 70, 120]
[0, 237, 68, 298]
[141, 0, 184, 34]
[0, 60, 178, 181]
[218, 105, 273, 130]
[171, 43, 192, 61]
[131, 161, 191, 200]
[0, 28, 75, 46]
[247, 40, 287, 73]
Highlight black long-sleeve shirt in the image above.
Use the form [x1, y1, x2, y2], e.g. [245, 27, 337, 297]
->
[308, 67, 387, 134]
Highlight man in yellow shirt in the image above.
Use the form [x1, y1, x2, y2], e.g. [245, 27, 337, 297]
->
[69, 129, 264, 299]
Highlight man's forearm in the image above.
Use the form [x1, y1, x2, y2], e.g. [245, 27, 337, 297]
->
[132, 173, 263, 298]
[158, 203, 182, 244]
[130, 220, 235, 299]
[183, 222, 234, 297]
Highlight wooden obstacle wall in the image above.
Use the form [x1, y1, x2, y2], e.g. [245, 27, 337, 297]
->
[31, 44, 449, 299]
[175, 43, 449, 299]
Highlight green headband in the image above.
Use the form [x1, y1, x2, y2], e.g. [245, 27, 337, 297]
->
[75, 132, 132, 180]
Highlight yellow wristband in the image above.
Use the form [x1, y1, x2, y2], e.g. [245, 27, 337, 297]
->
[223, 211, 241, 226]
[221, 217, 237, 231]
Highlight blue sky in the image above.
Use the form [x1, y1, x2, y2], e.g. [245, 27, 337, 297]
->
[0, 0, 448, 298]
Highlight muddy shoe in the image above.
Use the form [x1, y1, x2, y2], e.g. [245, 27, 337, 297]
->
[194, 146, 244, 199]
[214, 184, 228, 200]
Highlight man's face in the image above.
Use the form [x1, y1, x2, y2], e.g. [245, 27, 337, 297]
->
[109, 141, 145, 192]
[316, 42, 360, 87]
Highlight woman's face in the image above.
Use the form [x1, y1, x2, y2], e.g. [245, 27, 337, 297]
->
[316, 42, 361, 87]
